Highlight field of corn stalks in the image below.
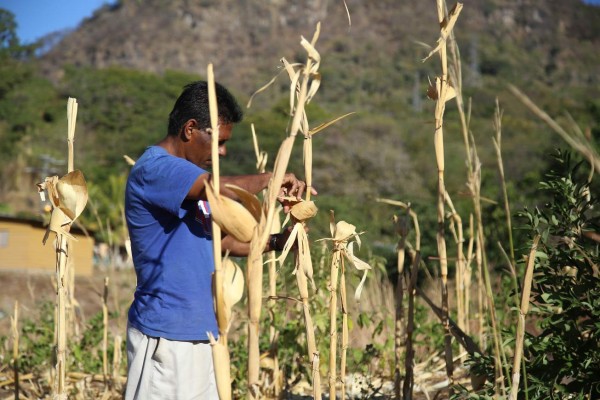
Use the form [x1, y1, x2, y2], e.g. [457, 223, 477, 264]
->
[1, 1, 600, 399]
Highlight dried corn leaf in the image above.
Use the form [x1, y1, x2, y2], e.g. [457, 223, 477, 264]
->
[45, 207, 76, 244]
[422, 2, 464, 62]
[300, 36, 321, 72]
[123, 155, 136, 166]
[343, 0, 351, 26]
[329, 210, 336, 238]
[55, 170, 88, 222]
[298, 228, 315, 289]
[309, 112, 355, 136]
[306, 73, 321, 104]
[334, 221, 357, 242]
[345, 242, 371, 300]
[277, 223, 301, 267]
[247, 70, 284, 109]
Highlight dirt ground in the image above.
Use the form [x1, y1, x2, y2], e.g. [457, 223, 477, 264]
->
[0, 268, 135, 339]
[0, 269, 468, 399]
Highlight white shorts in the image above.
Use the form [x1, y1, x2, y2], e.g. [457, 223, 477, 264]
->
[124, 324, 219, 400]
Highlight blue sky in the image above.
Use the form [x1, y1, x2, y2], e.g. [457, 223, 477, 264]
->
[3, 0, 600, 45]
[3, 0, 117, 44]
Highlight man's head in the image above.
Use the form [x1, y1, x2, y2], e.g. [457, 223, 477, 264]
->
[168, 81, 243, 136]
[168, 81, 243, 169]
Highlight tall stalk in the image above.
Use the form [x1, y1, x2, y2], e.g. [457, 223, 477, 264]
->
[424, 2, 464, 394]
[403, 208, 421, 400]
[492, 100, 515, 267]
[205, 64, 233, 400]
[252, 124, 283, 397]
[376, 198, 419, 399]
[11, 301, 19, 400]
[319, 216, 371, 400]
[245, 24, 323, 399]
[102, 277, 109, 384]
[509, 235, 540, 400]
[393, 212, 409, 399]
[445, 192, 467, 335]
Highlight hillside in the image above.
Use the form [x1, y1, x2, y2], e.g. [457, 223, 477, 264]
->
[40, 0, 600, 93]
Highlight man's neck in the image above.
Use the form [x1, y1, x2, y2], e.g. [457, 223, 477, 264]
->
[157, 135, 183, 158]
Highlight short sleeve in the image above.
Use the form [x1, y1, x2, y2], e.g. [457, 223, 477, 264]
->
[140, 151, 206, 217]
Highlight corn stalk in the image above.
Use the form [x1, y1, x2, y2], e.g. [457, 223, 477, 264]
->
[445, 193, 467, 337]
[444, 1, 509, 393]
[204, 64, 234, 400]
[318, 213, 371, 400]
[102, 277, 109, 384]
[242, 24, 323, 399]
[509, 235, 540, 400]
[423, 2, 463, 394]
[36, 98, 88, 400]
[376, 198, 422, 399]
[11, 301, 19, 400]
[403, 208, 421, 400]
[251, 124, 283, 396]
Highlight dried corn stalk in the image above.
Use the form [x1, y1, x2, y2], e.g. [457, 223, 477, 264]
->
[376, 198, 421, 399]
[423, 2, 463, 394]
[204, 64, 239, 400]
[509, 235, 540, 400]
[242, 24, 323, 399]
[317, 212, 371, 400]
[36, 98, 88, 400]
[251, 124, 284, 397]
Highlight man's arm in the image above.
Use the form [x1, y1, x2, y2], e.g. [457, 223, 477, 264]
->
[186, 172, 309, 201]
[221, 232, 285, 257]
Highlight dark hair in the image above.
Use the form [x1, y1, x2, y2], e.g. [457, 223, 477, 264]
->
[167, 81, 243, 136]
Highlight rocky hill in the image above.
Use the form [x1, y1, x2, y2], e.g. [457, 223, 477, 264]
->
[40, 0, 600, 96]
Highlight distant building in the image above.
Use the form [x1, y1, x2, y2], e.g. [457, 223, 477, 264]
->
[0, 215, 94, 276]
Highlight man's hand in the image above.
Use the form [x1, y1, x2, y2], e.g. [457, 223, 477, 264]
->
[278, 173, 318, 213]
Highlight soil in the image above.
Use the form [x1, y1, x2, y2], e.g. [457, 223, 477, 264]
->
[0, 269, 466, 399]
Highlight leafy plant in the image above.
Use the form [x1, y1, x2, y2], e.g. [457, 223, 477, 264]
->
[520, 151, 600, 399]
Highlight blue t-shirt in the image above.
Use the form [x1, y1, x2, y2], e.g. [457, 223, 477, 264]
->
[125, 146, 218, 341]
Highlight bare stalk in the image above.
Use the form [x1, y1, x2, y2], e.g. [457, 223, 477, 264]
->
[206, 65, 233, 400]
[329, 240, 341, 399]
[11, 301, 19, 400]
[492, 99, 515, 267]
[402, 210, 421, 400]
[426, 2, 464, 394]
[445, 192, 467, 335]
[509, 235, 540, 400]
[102, 277, 109, 383]
[112, 335, 123, 392]
[340, 256, 348, 400]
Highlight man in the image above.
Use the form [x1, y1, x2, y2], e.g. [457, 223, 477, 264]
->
[124, 81, 312, 399]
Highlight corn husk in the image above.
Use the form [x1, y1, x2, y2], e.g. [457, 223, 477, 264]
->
[225, 184, 263, 222]
[290, 200, 318, 221]
[206, 182, 257, 243]
[223, 257, 244, 314]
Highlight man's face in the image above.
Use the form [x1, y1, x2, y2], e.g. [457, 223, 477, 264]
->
[187, 122, 233, 170]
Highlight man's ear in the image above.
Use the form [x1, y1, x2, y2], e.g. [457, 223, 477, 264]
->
[181, 119, 198, 141]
